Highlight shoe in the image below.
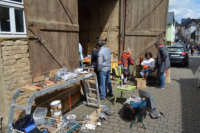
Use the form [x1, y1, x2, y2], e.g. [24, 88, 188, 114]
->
[150, 111, 164, 119]
[100, 97, 106, 100]
[108, 94, 114, 97]
[157, 86, 165, 89]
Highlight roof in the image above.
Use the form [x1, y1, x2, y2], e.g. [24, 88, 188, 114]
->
[181, 18, 190, 26]
[167, 12, 175, 25]
[181, 18, 200, 27]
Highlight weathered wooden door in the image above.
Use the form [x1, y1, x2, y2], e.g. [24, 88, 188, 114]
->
[121, 0, 169, 64]
[24, 0, 79, 78]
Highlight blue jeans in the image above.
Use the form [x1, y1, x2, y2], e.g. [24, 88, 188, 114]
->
[94, 69, 100, 89]
[140, 69, 153, 77]
[99, 70, 113, 99]
[158, 72, 165, 88]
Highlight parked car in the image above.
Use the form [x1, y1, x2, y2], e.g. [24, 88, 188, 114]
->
[167, 44, 189, 67]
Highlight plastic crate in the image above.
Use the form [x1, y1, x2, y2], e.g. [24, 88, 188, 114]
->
[33, 107, 47, 125]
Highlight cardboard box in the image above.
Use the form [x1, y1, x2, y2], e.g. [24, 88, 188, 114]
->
[135, 78, 146, 89]
[165, 69, 171, 84]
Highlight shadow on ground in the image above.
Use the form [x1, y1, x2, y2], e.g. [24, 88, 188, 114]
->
[174, 56, 200, 133]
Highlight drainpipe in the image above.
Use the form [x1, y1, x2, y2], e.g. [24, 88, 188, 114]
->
[122, 0, 127, 51]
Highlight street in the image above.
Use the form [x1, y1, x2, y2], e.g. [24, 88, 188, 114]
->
[95, 54, 200, 133]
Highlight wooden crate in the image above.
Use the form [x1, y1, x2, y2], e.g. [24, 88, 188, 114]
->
[165, 69, 171, 84]
[135, 78, 146, 89]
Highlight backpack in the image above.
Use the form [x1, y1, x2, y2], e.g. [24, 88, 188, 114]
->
[12, 115, 41, 133]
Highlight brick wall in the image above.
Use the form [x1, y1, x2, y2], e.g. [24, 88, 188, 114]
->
[0, 39, 32, 127]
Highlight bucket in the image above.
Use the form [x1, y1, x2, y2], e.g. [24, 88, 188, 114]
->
[50, 100, 62, 120]
[50, 100, 62, 112]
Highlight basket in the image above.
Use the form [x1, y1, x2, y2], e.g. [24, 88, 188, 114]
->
[11, 117, 68, 133]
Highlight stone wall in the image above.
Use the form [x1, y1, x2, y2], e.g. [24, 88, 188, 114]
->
[0, 39, 32, 127]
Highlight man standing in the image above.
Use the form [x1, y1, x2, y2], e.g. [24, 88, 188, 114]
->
[91, 46, 99, 86]
[97, 40, 113, 100]
[155, 41, 170, 89]
[190, 44, 194, 56]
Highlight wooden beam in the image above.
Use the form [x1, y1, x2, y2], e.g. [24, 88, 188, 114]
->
[120, 0, 124, 37]
[150, 29, 166, 32]
[119, 0, 125, 56]
[28, 21, 79, 32]
[58, 0, 77, 24]
[125, 31, 162, 36]
[0, 38, 27, 42]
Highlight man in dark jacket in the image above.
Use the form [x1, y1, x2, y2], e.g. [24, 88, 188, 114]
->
[91, 47, 99, 86]
[155, 41, 170, 89]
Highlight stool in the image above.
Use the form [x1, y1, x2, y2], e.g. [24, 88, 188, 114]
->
[130, 107, 146, 129]
[130, 101, 147, 129]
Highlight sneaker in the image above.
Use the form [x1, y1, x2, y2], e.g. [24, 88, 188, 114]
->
[108, 94, 114, 97]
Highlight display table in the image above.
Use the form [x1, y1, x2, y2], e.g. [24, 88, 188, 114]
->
[7, 72, 100, 133]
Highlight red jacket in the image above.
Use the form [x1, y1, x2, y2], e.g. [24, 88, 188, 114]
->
[118, 52, 134, 67]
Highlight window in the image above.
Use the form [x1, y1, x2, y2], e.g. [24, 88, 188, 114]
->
[168, 47, 185, 52]
[0, 6, 10, 32]
[0, 0, 26, 38]
[15, 9, 24, 32]
[10, 0, 22, 2]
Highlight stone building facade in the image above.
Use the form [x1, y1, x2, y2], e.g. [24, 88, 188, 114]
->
[0, 39, 32, 127]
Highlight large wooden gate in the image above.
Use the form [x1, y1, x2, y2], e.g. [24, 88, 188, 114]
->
[24, 0, 79, 78]
[121, 0, 169, 64]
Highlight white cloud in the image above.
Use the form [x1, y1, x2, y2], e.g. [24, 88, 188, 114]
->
[169, 0, 200, 23]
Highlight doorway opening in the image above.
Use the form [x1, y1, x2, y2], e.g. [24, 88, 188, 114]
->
[78, 0, 120, 61]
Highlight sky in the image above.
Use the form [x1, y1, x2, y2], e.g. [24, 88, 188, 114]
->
[169, 0, 200, 23]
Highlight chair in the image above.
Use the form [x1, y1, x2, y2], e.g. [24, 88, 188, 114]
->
[112, 66, 136, 104]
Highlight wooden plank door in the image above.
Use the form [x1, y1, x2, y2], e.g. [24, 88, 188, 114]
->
[24, 0, 79, 78]
[121, 0, 169, 64]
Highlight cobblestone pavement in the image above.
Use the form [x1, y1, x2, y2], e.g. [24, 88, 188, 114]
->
[94, 55, 200, 133]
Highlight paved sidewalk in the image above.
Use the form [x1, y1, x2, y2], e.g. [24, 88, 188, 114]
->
[95, 55, 200, 133]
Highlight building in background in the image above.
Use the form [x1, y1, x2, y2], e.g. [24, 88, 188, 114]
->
[166, 12, 175, 45]
[181, 18, 199, 44]
[175, 21, 182, 42]
[195, 21, 200, 45]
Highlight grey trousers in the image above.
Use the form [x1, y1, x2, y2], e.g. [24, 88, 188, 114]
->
[138, 89, 156, 111]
